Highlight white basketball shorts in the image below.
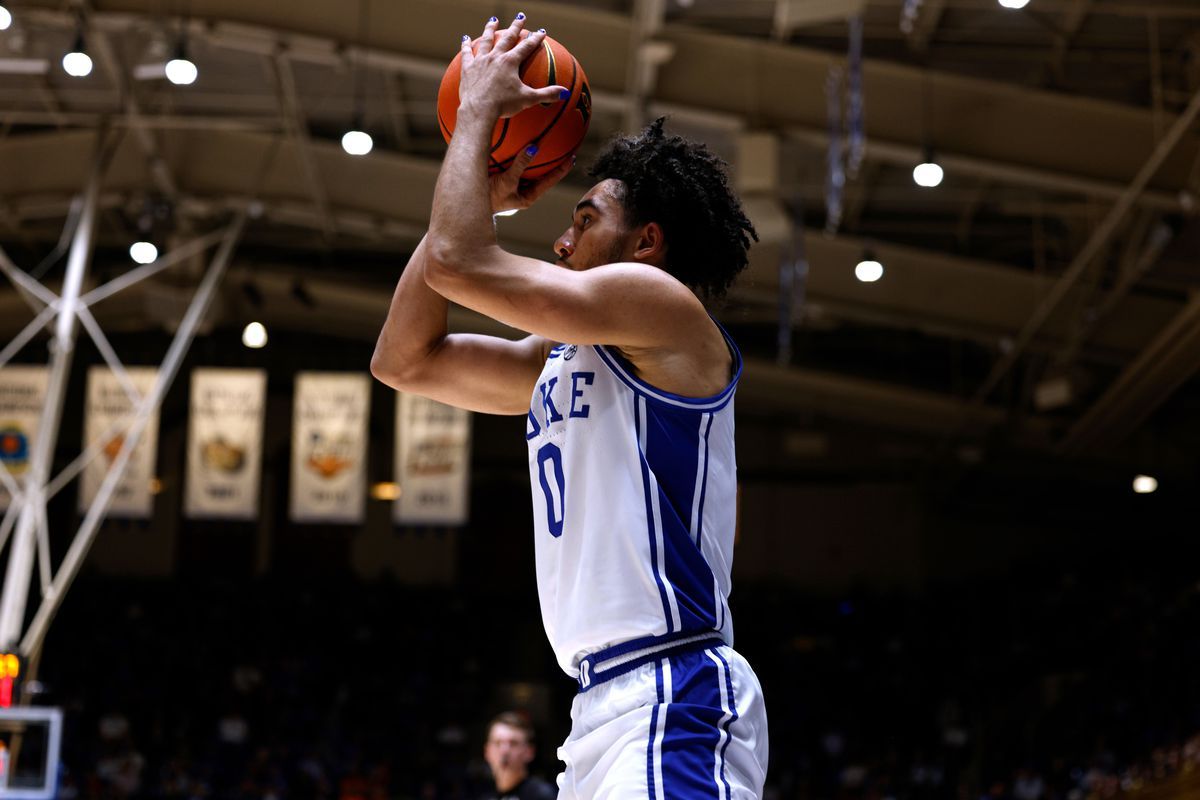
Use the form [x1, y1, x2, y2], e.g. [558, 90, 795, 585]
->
[555, 642, 769, 799]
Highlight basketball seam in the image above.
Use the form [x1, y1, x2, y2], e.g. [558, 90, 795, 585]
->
[491, 54, 581, 172]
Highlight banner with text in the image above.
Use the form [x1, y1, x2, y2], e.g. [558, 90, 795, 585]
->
[0, 366, 49, 510]
[185, 368, 267, 519]
[79, 366, 160, 518]
[393, 394, 471, 526]
[289, 372, 370, 524]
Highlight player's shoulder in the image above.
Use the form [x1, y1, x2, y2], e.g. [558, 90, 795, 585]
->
[520, 776, 558, 800]
[591, 262, 711, 322]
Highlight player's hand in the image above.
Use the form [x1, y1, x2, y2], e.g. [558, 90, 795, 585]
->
[490, 144, 575, 215]
[459, 14, 568, 119]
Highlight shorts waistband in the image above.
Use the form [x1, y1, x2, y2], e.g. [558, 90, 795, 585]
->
[576, 631, 725, 693]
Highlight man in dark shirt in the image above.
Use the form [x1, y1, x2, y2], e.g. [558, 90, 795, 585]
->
[481, 712, 556, 800]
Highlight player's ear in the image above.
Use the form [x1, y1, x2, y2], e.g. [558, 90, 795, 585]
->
[631, 221, 666, 265]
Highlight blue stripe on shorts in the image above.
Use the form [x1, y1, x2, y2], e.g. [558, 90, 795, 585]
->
[646, 646, 737, 799]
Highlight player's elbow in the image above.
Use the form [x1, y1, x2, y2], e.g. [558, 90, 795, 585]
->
[424, 238, 465, 290]
[370, 341, 424, 391]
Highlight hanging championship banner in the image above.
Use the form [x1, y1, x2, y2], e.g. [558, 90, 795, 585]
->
[393, 394, 471, 525]
[79, 367, 160, 518]
[184, 368, 267, 520]
[289, 372, 370, 524]
[0, 366, 49, 511]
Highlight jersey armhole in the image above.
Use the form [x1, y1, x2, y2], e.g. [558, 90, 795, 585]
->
[591, 326, 742, 412]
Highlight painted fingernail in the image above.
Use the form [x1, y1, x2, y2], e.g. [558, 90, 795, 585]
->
[538, 28, 546, 34]
[462, 34, 470, 41]
[526, 144, 539, 156]
[516, 12, 526, 20]
[559, 88, 570, 100]
[489, 16, 498, 22]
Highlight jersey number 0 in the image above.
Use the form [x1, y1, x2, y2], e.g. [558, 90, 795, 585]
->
[536, 443, 566, 537]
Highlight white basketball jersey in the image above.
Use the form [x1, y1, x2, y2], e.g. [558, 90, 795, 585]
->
[525, 328, 742, 677]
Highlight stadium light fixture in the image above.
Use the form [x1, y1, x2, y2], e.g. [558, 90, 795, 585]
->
[165, 38, 197, 85]
[1132, 475, 1158, 494]
[129, 241, 158, 264]
[62, 32, 93, 78]
[855, 251, 883, 283]
[242, 321, 268, 349]
[913, 147, 944, 188]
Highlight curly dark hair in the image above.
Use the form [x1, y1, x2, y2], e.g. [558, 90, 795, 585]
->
[587, 118, 758, 301]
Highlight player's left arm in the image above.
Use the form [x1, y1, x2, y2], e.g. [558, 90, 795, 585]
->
[426, 15, 711, 350]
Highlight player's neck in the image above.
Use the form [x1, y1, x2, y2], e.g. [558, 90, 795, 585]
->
[495, 769, 528, 794]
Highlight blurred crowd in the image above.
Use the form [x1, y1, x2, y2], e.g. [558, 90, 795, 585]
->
[29, 556, 1200, 800]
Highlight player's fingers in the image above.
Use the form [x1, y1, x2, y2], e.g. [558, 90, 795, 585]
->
[475, 16, 500, 55]
[508, 27, 546, 62]
[509, 143, 538, 180]
[494, 12, 526, 53]
[459, 34, 474, 65]
[529, 85, 571, 105]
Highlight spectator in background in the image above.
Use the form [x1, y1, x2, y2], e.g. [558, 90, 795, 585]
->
[480, 712, 555, 800]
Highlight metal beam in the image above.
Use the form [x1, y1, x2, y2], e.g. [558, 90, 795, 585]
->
[385, 74, 412, 152]
[0, 110, 283, 131]
[268, 53, 335, 242]
[907, 0, 947, 53]
[1058, 291, 1200, 455]
[92, 31, 179, 199]
[11, 3, 1192, 209]
[0, 152, 101, 651]
[972, 84, 1200, 404]
[1056, 219, 1172, 368]
[1047, 0, 1093, 83]
[19, 215, 247, 658]
[789, 128, 1187, 213]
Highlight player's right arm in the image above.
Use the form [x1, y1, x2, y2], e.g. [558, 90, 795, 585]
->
[370, 233, 549, 416]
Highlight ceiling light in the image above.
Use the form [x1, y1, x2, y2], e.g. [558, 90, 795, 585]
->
[855, 252, 883, 283]
[998, 0, 1030, 8]
[1132, 475, 1157, 494]
[913, 161, 943, 187]
[62, 34, 92, 78]
[913, 147, 944, 188]
[165, 51, 197, 85]
[341, 128, 373, 156]
[0, 4, 12, 31]
[129, 241, 158, 264]
[242, 321, 267, 349]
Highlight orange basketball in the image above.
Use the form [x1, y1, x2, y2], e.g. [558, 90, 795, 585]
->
[437, 31, 592, 180]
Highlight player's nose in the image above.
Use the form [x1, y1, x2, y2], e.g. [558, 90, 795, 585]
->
[554, 231, 575, 261]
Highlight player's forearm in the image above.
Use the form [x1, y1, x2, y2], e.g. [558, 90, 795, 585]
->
[427, 103, 500, 269]
[370, 235, 450, 386]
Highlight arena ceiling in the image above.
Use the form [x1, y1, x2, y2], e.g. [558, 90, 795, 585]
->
[1, 0, 1199, 482]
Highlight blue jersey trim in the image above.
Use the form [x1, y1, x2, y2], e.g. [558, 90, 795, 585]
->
[662, 650, 726, 799]
[714, 648, 740, 800]
[636, 395, 677, 633]
[695, 413, 714, 548]
[591, 322, 743, 411]
[647, 658, 665, 800]
[643, 401, 719, 633]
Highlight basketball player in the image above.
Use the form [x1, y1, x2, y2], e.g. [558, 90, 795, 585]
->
[481, 712, 557, 800]
[371, 14, 769, 798]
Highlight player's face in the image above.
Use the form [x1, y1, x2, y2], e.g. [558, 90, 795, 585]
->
[553, 179, 635, 271]
[484, 723, 534, 774]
